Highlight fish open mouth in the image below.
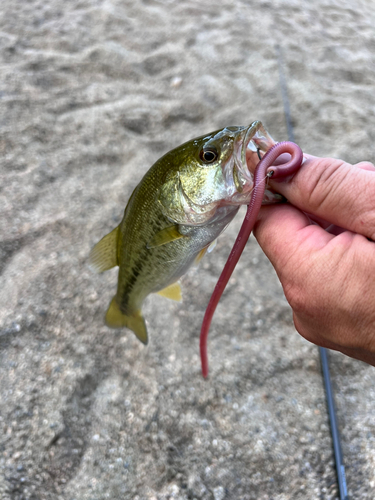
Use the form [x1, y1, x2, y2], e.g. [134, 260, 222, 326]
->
[241, 120, 277, 180]
[226, 121, 278, 205]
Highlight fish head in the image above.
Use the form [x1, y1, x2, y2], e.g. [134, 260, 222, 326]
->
[159, 121, 280, 225]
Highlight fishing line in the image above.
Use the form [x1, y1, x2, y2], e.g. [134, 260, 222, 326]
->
[276, 43, 349, 500]
[246, 173, 271, 197]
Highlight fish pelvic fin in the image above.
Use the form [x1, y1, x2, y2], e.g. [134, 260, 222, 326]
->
[89, 226, 119, 273]
[157, 281, 182, 302]
[105, 297, 148, 345]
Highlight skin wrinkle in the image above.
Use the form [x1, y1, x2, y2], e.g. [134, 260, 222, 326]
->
[346, 169, 375, 238]
[301, 234, 358, 313]
[255, 193, 375, 364]
[293, 312, 342, 352]
[284, 251, 329, 317]
[257, 207, 331, 282]
[358, 171, 375, 238]
[256, 207, 305, 260]
[252, 149, 375, 366]
[293, 234, 375, 353]
[271, 157, 375, 240]
[305, 161, 355, 222]
[345, 237, 375, 323]
[255, 211, 322, 314]
[295, 305, 375, 355]
[356, 161, 375, 172]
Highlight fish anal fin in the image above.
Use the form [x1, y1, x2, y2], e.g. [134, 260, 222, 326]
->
[147, 225, 186, 249]
[89, 226, 119, 273]
[157, 282, 182, 302]
[105, 297, 148, 345]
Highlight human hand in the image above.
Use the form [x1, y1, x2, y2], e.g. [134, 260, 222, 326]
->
[253, 154, 375, 365]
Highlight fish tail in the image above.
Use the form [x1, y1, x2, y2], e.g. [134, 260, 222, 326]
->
[105, 297, 148, 345]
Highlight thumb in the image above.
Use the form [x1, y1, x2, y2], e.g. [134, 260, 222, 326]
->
[269, 154, 375, 240]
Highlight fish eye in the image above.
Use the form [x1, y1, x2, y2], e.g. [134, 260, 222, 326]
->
[200, 148, 218, 164]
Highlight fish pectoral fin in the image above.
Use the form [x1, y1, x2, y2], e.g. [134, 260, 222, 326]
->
[89, 226, 119, 273]
[147, 225, 186, 249]
[105, 297, 148, 345]
[207, 238, 217, 253]
[193, 239, 218, 267]
[156, 282, 182, 302]
[194, 247, 208, 266]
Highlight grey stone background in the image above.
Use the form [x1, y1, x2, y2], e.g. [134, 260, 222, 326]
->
[1, 0, 374, 498]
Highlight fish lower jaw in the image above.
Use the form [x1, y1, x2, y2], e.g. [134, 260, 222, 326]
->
[223, 150, 286, 206]
[221, 184, 253, 206]
[222, 188, 285, 207]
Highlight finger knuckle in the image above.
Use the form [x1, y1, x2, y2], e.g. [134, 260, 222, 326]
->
[304, 159, 347, 212]
[355, 161, 375, 171]
[283, 281, 309, 314]
[360, 185, 375, 240]
[304, 160, 375, 239]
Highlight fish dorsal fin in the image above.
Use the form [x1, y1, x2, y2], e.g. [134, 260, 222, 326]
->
[105, 297, 148, 345]
[147, 225, 186, 249]
[89, 226, 119, 273]
[157, 282, 182, 302]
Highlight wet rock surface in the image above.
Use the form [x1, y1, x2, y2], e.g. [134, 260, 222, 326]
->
[1, 0, 375, 498]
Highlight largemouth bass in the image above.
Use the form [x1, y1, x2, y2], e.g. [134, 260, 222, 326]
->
[89, 121, 279, 344]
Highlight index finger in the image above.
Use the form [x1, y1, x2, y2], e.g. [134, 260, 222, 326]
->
[269, 154, 375, 240]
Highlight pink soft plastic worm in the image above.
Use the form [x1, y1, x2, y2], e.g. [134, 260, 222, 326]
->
[200, 141, 303, 378]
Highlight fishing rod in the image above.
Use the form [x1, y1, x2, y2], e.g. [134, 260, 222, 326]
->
[320, 347, 348, 500]
[275, 44, 349, 500]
